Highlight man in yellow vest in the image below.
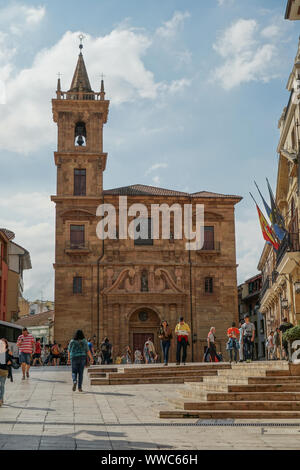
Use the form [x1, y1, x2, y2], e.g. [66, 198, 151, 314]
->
[175, 317, 191, 365]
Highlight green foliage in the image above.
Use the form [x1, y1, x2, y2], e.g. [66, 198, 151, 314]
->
[283, 326, 300, 343]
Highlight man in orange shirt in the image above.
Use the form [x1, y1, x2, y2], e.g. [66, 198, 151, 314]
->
[227, 322, 240, 363]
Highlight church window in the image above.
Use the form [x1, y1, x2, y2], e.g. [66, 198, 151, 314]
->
[74, 121, 87, 146]
[74, 169, 86, 196]
[134, 218, 153, 246]
[205, 277, 213, 294]
[203, 226, 215, 250]
[73, 276, 82, 294]
[70, 225, 85, 248]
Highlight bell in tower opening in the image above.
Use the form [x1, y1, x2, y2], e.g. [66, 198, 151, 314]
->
[75, 121, 87, 146]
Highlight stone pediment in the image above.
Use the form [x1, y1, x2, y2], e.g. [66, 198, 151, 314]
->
[61, 208, 96, 222]
[103, 267, 185, 295]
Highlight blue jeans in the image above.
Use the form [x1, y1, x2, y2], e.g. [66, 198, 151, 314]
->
[243, 337, 253, 361]
[161, 341, 170, 364]
[71, 356, 86, 389]
[0, 375, 7, 401]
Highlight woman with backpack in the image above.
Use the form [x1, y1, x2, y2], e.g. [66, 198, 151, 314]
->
[0, 338, 13, 407]
[67, 330, 94, 392]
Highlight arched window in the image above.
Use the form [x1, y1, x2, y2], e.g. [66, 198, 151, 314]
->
[74, 121, 87, 146]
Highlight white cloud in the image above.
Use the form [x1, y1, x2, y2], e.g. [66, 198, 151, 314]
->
[0, 3, 45, 36]
[152, 175, 161, 185]
[156, 11, 190, 39]
[217, 0, 235, 5]
[146, 163, 168, 175]
[211, 18, 283, 90]
[0, 192, 55, 300]
[236, 216, 265, 284]
[0, 22, 191, 153]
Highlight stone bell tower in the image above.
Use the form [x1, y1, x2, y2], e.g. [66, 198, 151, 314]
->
[51, 40, 110, 344]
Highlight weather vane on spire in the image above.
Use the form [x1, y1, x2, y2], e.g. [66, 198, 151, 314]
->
[78, 34, 85, 50]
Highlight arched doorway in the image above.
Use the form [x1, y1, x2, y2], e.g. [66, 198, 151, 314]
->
[129, 308, 161, 358]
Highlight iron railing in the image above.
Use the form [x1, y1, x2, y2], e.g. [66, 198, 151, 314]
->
[276, 232, 300, 268]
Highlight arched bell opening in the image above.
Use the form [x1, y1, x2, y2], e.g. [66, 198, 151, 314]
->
[74, 121, 87, 146]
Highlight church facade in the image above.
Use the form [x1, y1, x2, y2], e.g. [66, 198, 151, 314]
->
[51, 45, 242, 362]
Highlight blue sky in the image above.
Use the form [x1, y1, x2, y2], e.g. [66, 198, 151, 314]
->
[0, 0, 298, 301]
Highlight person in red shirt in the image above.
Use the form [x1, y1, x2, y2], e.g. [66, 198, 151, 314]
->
[17, 328, 35, 380]
[32, 338, 43, 367]
[227, 322, 240, 363]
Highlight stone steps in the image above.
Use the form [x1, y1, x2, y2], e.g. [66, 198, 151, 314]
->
[266, 370, 292, 376]
[87, 367, 118, 373]
[228, 384, 300, 393]
[183, 401, 300, 411]
[159, 410, 300, 419]
[248, 376, 300, 384]
[105, 370, 218, 379]
[90, 376, 205, 386]
[206, 392, 300, 401]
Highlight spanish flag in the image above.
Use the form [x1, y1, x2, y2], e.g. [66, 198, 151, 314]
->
[256, 204, 279, 251]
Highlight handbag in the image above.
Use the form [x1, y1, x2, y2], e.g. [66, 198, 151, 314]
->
[11, 359, 20, 369]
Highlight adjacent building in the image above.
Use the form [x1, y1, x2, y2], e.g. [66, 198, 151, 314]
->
[258, 39, 300, 334]
[0, 229, 32, 322]
[285, 0, 300, 20]
[238, 274, 266, 360]
[51, 44, 242, 361]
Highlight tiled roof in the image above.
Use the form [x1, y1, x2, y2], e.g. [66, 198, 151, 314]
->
[0, 228, 15, 240]
[15, 310, 54, 327]
[103, 184, 242, 200]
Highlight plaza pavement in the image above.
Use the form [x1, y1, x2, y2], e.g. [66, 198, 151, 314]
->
[0, 365, 300, 450]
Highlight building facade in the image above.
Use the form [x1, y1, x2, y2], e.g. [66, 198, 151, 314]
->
[0, 229, 32, 322]
[258, 39, 300, 334]
[285, 0, 300, 20]
[51, 45, 242, 361]
[238, 274, 266, 360]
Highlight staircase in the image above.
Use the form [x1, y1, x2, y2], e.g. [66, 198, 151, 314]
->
[88, 363, 231, 386]
[159, 362, 300, 420]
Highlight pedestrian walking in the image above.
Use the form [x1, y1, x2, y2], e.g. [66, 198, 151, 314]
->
[175, 317, 191, 365]
[204, 327, 217, 362]
[0, 338, 13, 406]
[16, 328, 35, 380]
[273, 327, 282, 360]
[143, 339, 157, 364]
[51, 341, 60, 366]
[238, 321, 244, 362]
[100, 337, 113, 364]
[226, 322, 240, 363]
[67, 330, 94, 392]
[241, 315, 255, 362]
[279, 317, 294, 360]
[158, 320, 173, 366]
[121, 346, 132, 364]
[267, 331, 275, 360]
[32, 338, 43, 367]
[134, 350, 143, 364]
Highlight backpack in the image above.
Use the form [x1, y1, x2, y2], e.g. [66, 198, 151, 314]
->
[101, 343, 110, 354]
[52, 344, 59, 355]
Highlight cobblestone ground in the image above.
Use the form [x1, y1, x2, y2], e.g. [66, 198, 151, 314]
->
[0, 366, 299, 450]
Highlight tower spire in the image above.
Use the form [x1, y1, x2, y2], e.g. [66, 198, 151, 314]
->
[68, 34, 93, 94]
[100, 73, 105, 100]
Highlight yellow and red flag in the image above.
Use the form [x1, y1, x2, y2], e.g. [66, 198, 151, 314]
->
[256, 204, 279, 251]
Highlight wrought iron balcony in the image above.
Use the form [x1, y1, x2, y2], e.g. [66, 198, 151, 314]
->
[276, 232, 300, 268]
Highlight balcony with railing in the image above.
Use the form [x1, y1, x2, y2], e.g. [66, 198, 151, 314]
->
[276, 232, 300, 270]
